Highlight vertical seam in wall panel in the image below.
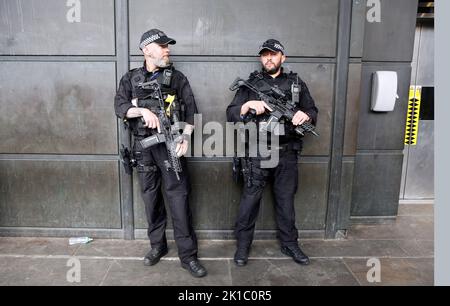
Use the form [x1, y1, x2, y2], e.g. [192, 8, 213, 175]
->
[115, 0, 134, 240]
[325, 0, 353, 239]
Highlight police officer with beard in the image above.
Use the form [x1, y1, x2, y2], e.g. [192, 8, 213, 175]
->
[114, 29, 207, 278]
[226, 39, 318, 266]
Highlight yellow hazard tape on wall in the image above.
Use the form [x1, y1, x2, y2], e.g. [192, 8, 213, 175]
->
[404, 86, 422, 145]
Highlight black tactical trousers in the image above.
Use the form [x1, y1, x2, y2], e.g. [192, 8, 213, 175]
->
[134, 140, 197, 264]
[235, 149, 300, 249]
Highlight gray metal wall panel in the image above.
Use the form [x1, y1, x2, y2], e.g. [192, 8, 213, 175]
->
[131, 61, 334, 156]
[0, 0, 115, 55]
[188, 162, 242, 230]
[416, 25, 434, 86]
[129, 0, 338, 57]
[0, 160, 121, 228]
[344, 63, 361, 156]
[350, 0, 366, 58]
[356, 63, 411, 151]
[0, 62, 117, 154]
[403, 121, 434, 199]
[351, 153, 404, 216]
[362, 0, 418, 62]
[134, 160, 328, 230]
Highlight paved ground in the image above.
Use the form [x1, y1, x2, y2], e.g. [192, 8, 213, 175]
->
[0, 204, 433, 286]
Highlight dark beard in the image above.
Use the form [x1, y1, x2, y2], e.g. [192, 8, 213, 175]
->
[263, 62, 282, 75]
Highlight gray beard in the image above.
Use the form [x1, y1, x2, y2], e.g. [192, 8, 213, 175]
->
[151, 57, 170, 68]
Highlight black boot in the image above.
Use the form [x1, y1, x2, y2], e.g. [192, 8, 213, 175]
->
[144, 246, 168, 266]
[234, 246, 250, 266]
[281, 245, 310, 265]
[181, 260, 207, 278]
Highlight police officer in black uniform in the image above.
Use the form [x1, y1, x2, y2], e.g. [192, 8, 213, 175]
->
[226, 39, 318, 266]
[114, 29, 207, 278]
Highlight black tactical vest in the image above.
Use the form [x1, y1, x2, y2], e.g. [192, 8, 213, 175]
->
[247, 70, 300, 121]
[128, 65, 183, 137]
[249, 70, 300, 99]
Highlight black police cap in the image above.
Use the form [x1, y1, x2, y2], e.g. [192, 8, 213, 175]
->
[258, 39, 285, 55]
[140, 29, 176, 50]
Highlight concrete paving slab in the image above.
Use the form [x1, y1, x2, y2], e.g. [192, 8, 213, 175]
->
[343, 258, 434, 286]
[100, 259, 232, 286]
[0, 257, 113, 286]
[393, 239, 434, 257]
[0, 237, 79, 256]
[229, 258, 359, 286]
[397, 204, 434, 217]
[73, 239, 149, 258]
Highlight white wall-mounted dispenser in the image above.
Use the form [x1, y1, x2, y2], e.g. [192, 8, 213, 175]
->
[371, 71, 399, 112]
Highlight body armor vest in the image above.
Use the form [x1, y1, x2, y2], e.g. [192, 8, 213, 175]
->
[247, 70, 300, 123]
[248, 70, 298, 100]
[246, 71, 304, 147]
[127, 65, 183, 137]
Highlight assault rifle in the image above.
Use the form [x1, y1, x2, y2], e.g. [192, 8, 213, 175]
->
[229, 77, 319, 137]
[137, 80, 183, 180]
